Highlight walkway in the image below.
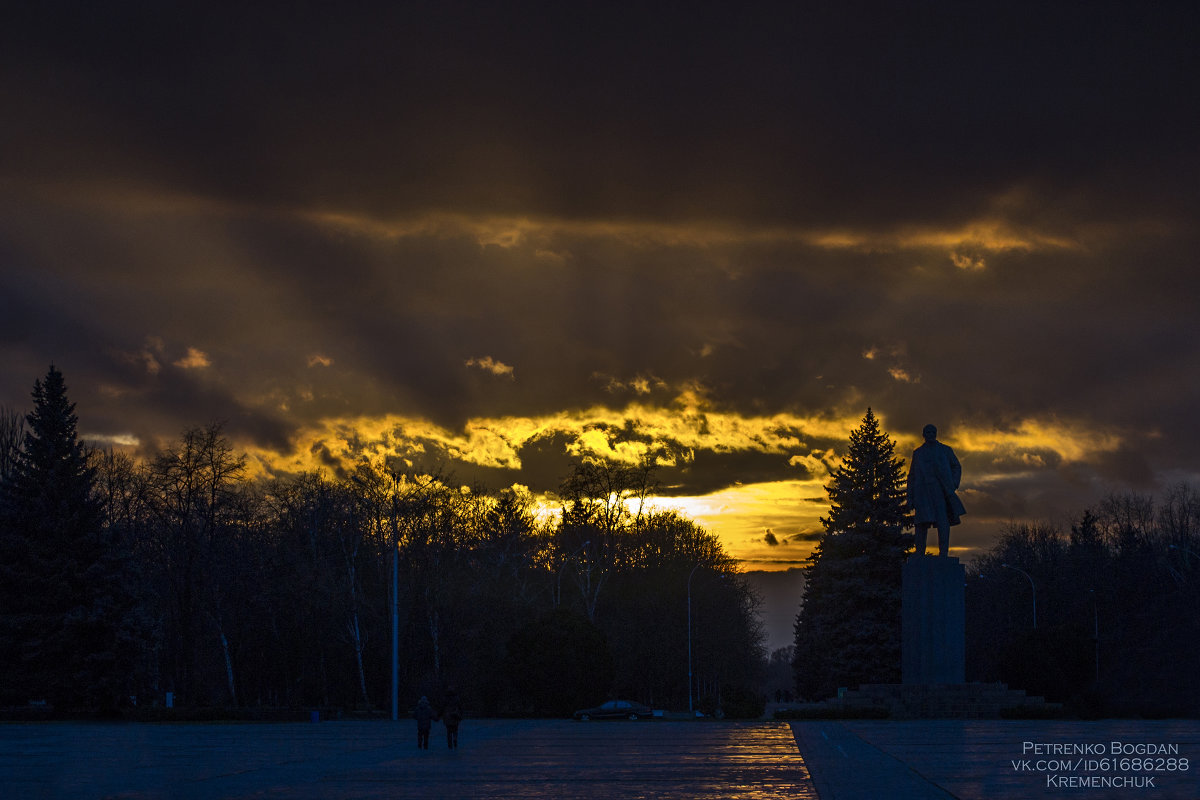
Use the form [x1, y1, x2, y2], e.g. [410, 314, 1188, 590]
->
[2, 718, 1198, 798]
[836, 718, 1200, 799]
[0, 719, 813, 799]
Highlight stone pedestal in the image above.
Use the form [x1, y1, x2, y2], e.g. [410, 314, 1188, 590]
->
[902, 555, 965, 685]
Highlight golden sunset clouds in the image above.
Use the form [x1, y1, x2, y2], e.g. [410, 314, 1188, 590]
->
[232, 394, 1131, 566]
[4, 2, 1197, 572]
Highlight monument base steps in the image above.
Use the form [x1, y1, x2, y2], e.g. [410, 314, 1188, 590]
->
[820, 682, 1061, 719]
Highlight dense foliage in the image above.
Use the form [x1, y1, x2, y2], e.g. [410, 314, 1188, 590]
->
[0, 367, 147, 709]
[967, 488, 1200, 717]
[792, 408, 911, 699]
[0, 367, 764, 715]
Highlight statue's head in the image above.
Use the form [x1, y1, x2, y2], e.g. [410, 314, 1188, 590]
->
[922, 423, 937, 442]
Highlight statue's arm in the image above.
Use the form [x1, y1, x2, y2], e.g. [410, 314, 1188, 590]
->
[949, 447, 962, 490]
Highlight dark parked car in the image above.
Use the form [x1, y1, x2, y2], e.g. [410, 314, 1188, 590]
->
[572, 700, 653, 720]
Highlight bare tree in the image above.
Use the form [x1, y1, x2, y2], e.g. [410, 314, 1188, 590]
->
[144, 423, 247, 704]
[0, 404, 25, 483]
[1159, 483, 1199, 543]
[558, 457, 658, 622]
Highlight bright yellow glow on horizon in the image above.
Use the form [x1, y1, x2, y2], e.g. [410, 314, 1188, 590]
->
[235, 397, 1129, 571]
[522, 480, 827, 569]
[652, 480, 828, 567]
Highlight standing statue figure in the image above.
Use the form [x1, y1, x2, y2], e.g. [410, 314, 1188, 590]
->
[907, 424, 965, 557]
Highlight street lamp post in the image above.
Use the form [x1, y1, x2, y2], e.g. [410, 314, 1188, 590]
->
[389, 476, 402, 723]
[391, 536, 398, 721]
[687, 563, 701, 714]
[1088, 588, 1099, 685]
[1002, 563, 1037, 629]
[1167, 545, 1198, 584]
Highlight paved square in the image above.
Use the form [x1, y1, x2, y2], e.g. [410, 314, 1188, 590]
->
[841, 719, 1200, 800]
[0, 720, 815, 799]
[5, 718, 1200, 798]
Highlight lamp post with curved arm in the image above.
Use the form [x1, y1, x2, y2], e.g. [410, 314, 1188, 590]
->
[1088, 588, 1099, 684]
[391, 525, 399, 722]
[1167, 544, 1199, 587]
[1169, 543, 1199, 560]
[688, 563, 701, 714]
[1002, 563, 1037, 629]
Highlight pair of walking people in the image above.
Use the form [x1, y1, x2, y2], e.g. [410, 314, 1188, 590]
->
[413, 691, 463, 750]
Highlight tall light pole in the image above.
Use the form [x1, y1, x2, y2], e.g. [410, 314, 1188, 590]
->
[390, 475, 401, 723]
[1002, 563, 1037, 629]
[1088, 589, 1099, 685]
[391, 534, 398, 721]
[1169, 543, 1199, 560]
[1167, 544, 1198, 585]
[687, 563, 701, 714]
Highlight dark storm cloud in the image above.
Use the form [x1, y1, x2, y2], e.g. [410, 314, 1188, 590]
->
[3, 1, 1199, 556]
[7, 2, 1196, 223]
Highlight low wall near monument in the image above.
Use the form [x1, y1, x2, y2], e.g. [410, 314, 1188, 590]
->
[814, 682, 1057, 719]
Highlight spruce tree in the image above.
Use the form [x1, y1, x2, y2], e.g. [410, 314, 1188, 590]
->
[792, 408, 911, 698]
[0, 366, 115, 708]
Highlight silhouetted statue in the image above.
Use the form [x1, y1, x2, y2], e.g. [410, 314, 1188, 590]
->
[907, 424, 965, 557]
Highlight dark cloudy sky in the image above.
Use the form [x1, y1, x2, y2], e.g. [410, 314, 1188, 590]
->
[3, 1, 1198, 567]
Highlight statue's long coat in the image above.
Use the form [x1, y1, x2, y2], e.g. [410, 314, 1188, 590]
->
[907, 440, 966, 527]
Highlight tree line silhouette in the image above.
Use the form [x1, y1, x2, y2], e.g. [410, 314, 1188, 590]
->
[967, 490, 1200, 716]
[9, 368, 1188, 719]
[0, 367, 764, 716]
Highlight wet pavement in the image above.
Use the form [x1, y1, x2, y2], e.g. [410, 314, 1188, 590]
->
[837, 718, 1200, 800]
[0, 719, 813, 799]
[2, 717, 1199, 798]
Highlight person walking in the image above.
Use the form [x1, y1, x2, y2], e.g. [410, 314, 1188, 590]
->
[442, 689, 463, 749]
[413, 696, 434, 750]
